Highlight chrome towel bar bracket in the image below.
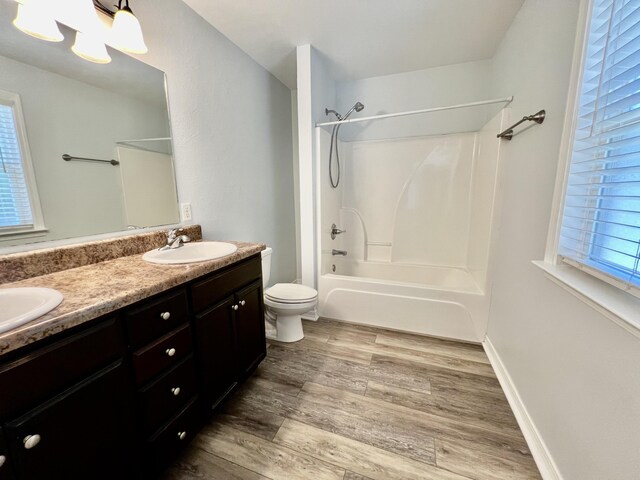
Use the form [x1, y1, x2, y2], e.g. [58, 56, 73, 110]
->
[497, 109, 546, 140]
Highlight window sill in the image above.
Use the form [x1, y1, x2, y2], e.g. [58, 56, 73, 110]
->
[0, 228, 48, 242]
[533, 261, 640, 339]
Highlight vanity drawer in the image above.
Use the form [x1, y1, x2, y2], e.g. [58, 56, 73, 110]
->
[125, 288, 189, 349]
[132, 324, 192, 385]
[0, 317, 122, 420]
[138, 355, 197, 434]
[191, 256, 261, 313]
[147, 397, 200, 473]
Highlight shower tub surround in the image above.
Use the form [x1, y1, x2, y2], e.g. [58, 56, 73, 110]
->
[317, 110, 508, 342]
[0, 225, 265, 354]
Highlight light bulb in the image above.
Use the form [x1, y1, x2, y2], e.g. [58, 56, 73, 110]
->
[13, 1, 64, 42]
[110, 6, 148, 54]
[72, 32, 111, 64]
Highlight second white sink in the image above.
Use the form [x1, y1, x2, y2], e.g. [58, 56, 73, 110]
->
[0, 287, 64, 334]
[142, 241, 238, 265]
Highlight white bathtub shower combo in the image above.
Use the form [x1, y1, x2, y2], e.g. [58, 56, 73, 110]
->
[314, 100, 511, 343]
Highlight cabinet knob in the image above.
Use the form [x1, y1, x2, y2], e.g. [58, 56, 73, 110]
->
[239, 300, 246, 307]
[0, 455, 5, 467]
[165, 348, 176, 357]
[177, 431, 187, 441]
[23, 434, 41, 450]
[232, 304, 239, 311]
[160, 311, 171, 320]
[171, 387, 181, 396]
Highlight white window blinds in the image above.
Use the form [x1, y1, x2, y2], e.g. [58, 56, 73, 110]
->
[559, 0, 640, 291]
[0, 100, 34, 231]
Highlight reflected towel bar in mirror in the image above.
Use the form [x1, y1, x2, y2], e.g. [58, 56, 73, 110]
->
[497, 109, 546, 140]
[62, 154, 120, 166]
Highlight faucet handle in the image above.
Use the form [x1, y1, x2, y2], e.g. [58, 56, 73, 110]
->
[166, 228, 183, 239]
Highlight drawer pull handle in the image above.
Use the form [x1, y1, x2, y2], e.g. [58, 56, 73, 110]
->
[239, 300, 246, 307]
[160, 311, 171, 320]
[23, 434, 41, 450]
[165, 348, 176, 357]
[178, 431, 187, 441]
[0, 455, 5, 467]
[171, 387, 181, 396]
[232, 304, 239, 311]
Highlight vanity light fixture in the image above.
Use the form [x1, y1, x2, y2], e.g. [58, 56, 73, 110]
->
[12, 0, 64, 42]
[11, 0, 147, 65]
[94, 0, 148, 54]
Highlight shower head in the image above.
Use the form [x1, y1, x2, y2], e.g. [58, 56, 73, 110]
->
[343, 101, 365, 120]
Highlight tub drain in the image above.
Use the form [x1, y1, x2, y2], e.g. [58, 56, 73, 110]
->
[332, 264, 336, 272]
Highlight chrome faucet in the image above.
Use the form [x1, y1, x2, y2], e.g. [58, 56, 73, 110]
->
[332, 249, 348, 256]
[330, 223, 346, 240]
[160, 228, 191, 250]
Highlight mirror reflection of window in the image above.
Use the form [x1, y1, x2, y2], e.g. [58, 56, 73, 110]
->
[0, 90, 45, 237]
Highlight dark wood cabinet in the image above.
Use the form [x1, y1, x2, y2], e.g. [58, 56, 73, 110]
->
[235, 281, 266, 377]
[0, 252, 265, 478]
[192, 256, 266, 413]
[0, 428, 13, 480]
[195, 296, 238, 410]
[4, 361, 135, 479]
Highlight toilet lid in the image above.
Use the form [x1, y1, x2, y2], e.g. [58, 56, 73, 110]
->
[265, 283, 318, 303]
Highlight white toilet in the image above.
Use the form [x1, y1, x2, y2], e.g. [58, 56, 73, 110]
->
[261, 247, 317, 342]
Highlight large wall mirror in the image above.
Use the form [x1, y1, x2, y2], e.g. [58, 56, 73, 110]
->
[0, 2, 179, 249]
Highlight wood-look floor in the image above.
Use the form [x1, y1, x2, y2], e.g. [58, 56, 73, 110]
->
[163, 319, 541, 480]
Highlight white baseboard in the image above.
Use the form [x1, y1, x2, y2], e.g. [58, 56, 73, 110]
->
[483, 337, 563, 480]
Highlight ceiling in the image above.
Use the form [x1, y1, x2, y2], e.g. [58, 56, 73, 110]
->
[182, 0, 525, 89]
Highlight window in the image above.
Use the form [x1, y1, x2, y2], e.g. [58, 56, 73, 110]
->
[558, 0, 640, 295]
[0, 89, 44, 237]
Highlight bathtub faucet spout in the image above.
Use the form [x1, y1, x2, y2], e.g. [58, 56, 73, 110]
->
[332, 249, 348, 256]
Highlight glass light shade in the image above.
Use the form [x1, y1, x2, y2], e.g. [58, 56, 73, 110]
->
[13, 2, 63, 42]
[71, 32, 111, 64]
[110, 8, 148, 54]
[57, 0, 102, 35]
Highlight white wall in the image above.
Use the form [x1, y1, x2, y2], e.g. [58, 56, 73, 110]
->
[487, 1, 640, 478]
[297, 45, 336, 290]
[338, 134, 476, 266]
[0, 54, 168, 246]
[134, 0, 295, 284]
[336, 60, 493, 141]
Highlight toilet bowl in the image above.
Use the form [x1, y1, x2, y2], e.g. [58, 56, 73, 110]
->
[261, 248, 317, 342]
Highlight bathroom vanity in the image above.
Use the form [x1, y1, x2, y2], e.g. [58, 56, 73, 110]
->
[0, 232, 266, 478]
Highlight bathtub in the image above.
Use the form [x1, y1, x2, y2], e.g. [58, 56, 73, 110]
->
[314, 109, 509, 343]
[318, 258, 488, 343]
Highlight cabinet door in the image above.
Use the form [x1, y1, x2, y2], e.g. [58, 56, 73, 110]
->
[194, 297, 237, 411]
[4, 361, 136, 479]
[235, 281, 266, 377]
[0, 428, 13, 480]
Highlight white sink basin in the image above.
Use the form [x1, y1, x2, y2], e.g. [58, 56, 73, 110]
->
[142, 241, 238, 264]
[0, 287, 64, 334]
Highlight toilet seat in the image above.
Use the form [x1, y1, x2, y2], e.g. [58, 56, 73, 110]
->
[265, 283, 318, 304]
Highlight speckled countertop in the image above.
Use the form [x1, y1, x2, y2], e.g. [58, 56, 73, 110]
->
[0, 240, 265, 356]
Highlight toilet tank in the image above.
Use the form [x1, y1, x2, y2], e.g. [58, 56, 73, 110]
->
[260, 247, 272, 288]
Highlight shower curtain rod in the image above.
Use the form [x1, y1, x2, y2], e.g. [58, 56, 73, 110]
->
[315, 96, 513, 127]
